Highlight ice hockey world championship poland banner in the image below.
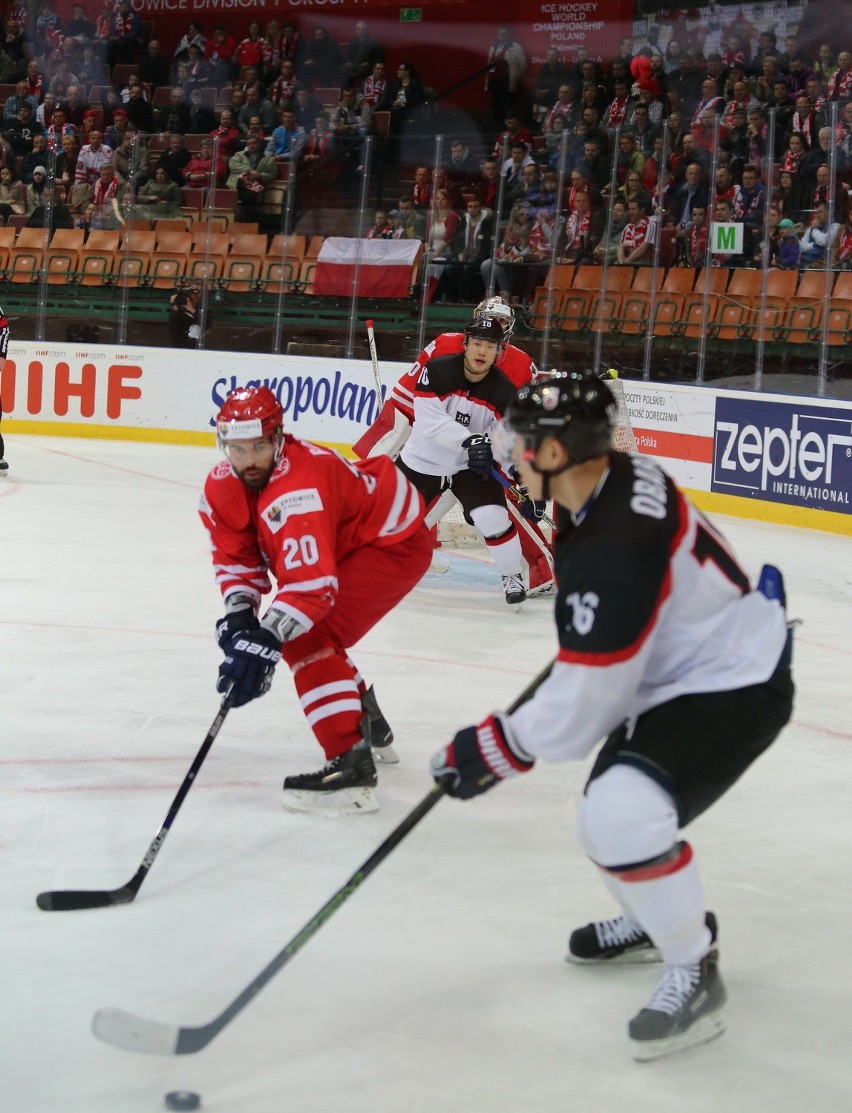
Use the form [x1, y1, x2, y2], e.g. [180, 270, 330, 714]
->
[314, 238, 421, 298]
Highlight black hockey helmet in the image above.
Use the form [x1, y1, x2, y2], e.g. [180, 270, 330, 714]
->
[505, 371, 615, 465]
[464, 314, 506, 350]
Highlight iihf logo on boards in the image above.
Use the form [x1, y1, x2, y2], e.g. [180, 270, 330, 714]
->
[711, 396, 852, 514]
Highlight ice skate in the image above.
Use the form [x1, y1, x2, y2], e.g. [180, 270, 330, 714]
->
[0, 457, 8, 476]
[361, 685, 399, 764]
[629, 948, 727, 1061]
[567, 911, 717, 965]
[502, 573, 526, 607]
[282, 740, 379, 815]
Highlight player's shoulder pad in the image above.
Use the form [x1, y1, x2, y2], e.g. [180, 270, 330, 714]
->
[553, 454, 679, 656]
[417, 351, 464, 394]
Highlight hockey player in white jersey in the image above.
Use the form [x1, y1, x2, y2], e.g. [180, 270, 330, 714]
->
[432, 371, 794, 1059]
[397, 314, 528, 605]
[352, 296, 554, 592]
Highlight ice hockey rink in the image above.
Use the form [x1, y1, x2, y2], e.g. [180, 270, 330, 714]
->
[2, 434, 850, 1113]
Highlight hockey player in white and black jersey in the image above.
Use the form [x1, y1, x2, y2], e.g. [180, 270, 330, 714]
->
[432, 371, 794, 1060]
[396, 314, 527, 605]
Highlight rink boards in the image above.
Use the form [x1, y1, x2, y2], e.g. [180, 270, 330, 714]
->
[1, 340, 849, 537]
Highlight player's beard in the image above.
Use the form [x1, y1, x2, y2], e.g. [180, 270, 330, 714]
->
[235, 461, 275, 490]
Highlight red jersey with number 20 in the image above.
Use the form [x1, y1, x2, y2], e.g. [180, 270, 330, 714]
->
[390, 332, 538, 421]
[199, 436, 424, 631]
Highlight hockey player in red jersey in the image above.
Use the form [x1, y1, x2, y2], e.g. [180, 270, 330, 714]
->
[432, 372, 794, 1059]
[199, 385, 432, 815]
[352, 296, 553, 594]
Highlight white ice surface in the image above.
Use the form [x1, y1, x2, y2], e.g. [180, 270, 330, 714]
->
[2, 435, 851, 1113]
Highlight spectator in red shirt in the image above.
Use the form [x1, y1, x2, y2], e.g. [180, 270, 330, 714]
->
[183, 138, 227, 190]
[209, 108, 241, 159]
[491, 113, 532, 160]
[235, 21, 265, 70]
[206, 24, 238, 88]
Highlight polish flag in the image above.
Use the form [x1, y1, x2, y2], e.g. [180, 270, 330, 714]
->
[314, 237, 422, 298]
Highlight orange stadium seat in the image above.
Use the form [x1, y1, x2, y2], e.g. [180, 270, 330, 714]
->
[8, 247, 42, 282]
[650, 293, 686, 340]
[45, 248, 79, 285]
[155, 231, 192, 254]
[262, 258, 298, 296]
[662, 267, 695, 295]
[86, 230, 121, 252]
[77, 250, 115, 285]
[187, 252, 225, 283]
[122, 229, 156, 253]
[527, 287, 564, 331]
[679, 292, 721, 340]
[190, 230, 230, 256]
[223, 254, 264, 292]
[230, 232, 267, 256]
[15, 227, 51, 249]
[50, 229, 85, 251]
[298, 258, 318, 294]
[114, 251, 151, 288]
[149, 252, 188, 288]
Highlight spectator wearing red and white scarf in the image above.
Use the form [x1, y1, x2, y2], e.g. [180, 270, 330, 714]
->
[690, 78, 725, 132]
[544, 83, 580, 132]
[791, 99, 817, 149]
[270, 62, 299, 108]
[780, 133, 807, 175]
[617, 197, 653, 264]
[827, 52, 852, 101]
[362, 61, 387, 108]
[86, 162, 124, 228]
[602, 80, 631, 129]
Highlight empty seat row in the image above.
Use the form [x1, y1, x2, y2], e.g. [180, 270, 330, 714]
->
[0, 224, 324, 262]
[0, 245, 306, 294]
[529, 268, 852, 348]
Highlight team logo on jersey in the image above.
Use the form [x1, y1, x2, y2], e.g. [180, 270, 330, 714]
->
[262, 488, 324, 533]
[211, 460, 231, 480]
[455, 411, 471, 426]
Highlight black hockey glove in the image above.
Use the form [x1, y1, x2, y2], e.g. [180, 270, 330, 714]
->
[217, 628, 282, 707]
[509, 467, 547, 522]
[431, 714, 535, 800]
[215, 609, 259, 651]
[462, 434, 494, 480]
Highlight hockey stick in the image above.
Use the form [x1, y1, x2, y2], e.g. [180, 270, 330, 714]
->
[36, 687, 236, 912]
[91, 660, 555, 1056]
[365, 318, 382, 400]
[491, 468, 557, 531]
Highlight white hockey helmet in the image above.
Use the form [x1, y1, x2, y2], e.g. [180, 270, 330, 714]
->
[474, 295, 514, 340]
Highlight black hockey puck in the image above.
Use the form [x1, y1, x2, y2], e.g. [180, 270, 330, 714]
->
[164, 1092, 201, 1111]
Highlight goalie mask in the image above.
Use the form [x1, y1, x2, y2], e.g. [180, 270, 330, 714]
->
[474, 295, 515, 340]
[504, 371, 615, 470]
[216, 385, 285, 460]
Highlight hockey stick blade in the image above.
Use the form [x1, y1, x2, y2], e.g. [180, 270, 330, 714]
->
[36, 882, 138, 911]
[91, 662, 555, 1055]
[36, 690, 234, 912]
[92, 1008, 182, 1055]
